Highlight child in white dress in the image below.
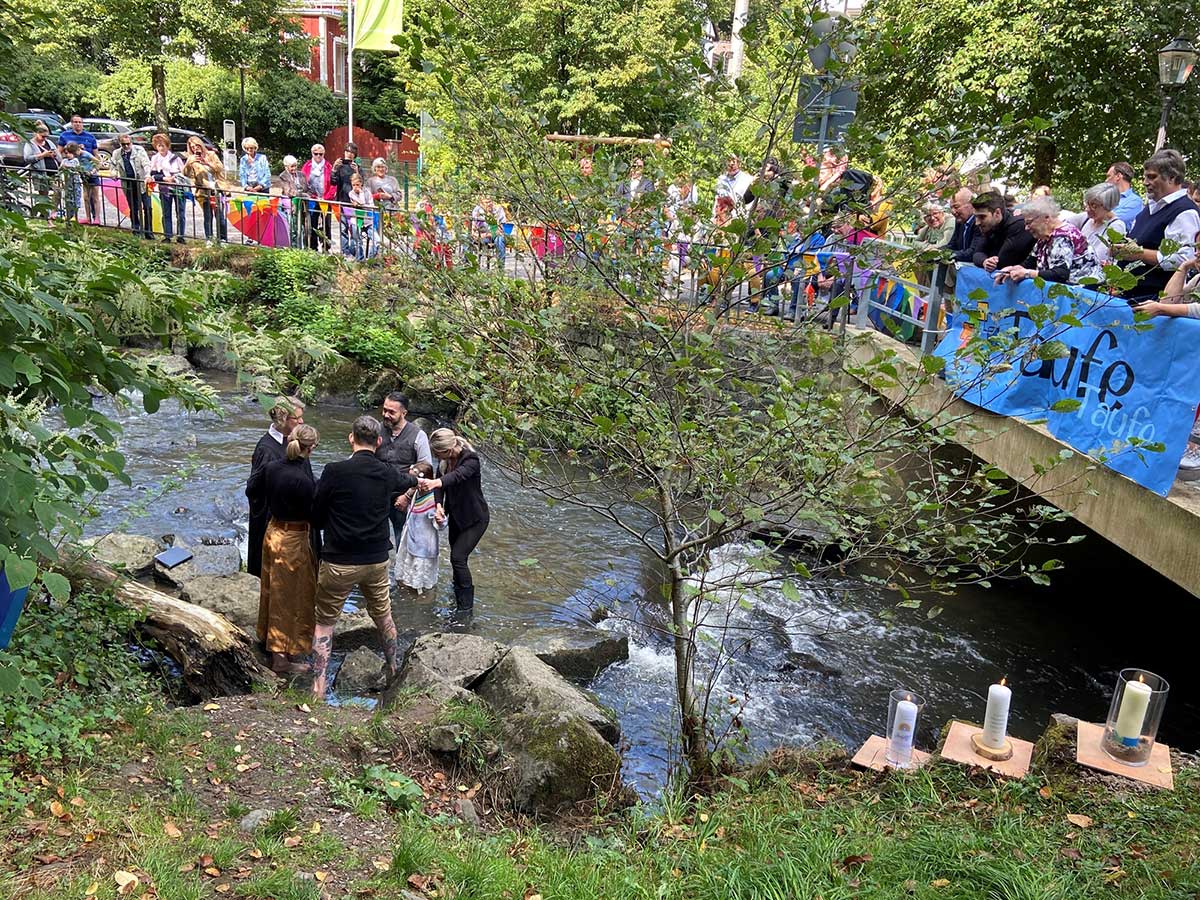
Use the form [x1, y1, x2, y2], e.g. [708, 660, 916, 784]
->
[393, 462, 447, 593]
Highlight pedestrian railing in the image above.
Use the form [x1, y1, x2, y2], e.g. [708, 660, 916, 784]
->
[0, 163, 949, 352]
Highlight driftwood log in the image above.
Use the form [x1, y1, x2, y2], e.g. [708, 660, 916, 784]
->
[57, 551, 275, 701]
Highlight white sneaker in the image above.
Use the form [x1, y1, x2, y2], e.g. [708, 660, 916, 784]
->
[1191, 421, 1200, 442]
[1179, 442, 1200, 481]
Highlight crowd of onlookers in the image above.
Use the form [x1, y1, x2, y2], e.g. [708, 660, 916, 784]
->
[13, 114, 1200, 477]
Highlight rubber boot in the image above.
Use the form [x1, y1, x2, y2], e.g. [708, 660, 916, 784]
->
[454, 583, 475, 611]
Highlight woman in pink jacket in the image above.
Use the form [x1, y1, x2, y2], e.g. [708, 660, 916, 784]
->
[300, 143, 337, 251]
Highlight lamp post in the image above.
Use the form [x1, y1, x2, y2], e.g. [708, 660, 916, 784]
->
[1155, 35, 1197, 152]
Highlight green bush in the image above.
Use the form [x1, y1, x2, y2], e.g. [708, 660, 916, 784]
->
[0, 588, 150, 807]
[249, 249, 337, 307]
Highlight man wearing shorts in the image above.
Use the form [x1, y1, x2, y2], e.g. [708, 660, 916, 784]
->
[310, 415, 416, 699]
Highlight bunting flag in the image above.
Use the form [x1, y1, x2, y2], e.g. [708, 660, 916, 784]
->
[354, 0, 404, 52]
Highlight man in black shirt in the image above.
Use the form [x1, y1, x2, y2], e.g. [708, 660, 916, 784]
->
[309, 415, 416, 699]
[967, 191, 1035, 272]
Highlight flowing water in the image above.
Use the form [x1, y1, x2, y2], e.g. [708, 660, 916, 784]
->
[81, 374, 1200, 793]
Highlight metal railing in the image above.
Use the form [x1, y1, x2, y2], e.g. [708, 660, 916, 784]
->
[0, 163, 950, 351]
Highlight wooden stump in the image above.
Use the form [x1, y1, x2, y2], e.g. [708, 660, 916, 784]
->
[56, 550, 276, 701]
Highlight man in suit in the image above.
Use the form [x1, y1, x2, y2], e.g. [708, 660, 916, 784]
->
[309, 416, 416, 699]
[246, 397, 306, 577]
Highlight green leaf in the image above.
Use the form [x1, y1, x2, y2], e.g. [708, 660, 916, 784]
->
[518, 558, 539, 567]
[0, 662, 22, 696]
[3, 557, 37, 590]
[707, 509, 727, 525]
[40, 572, 71, 601]
[1049, 399, 1081, 413]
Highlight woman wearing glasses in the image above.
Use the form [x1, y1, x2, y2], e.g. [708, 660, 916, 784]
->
[301, 144, 336, 250]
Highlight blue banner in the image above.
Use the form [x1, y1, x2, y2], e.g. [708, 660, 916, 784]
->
[933, 266, 1200, 496]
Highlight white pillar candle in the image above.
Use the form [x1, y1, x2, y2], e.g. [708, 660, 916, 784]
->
[1115, 676, 1153, 747]
[888, 697, 918, 767]
[980, 680, 1012, 750]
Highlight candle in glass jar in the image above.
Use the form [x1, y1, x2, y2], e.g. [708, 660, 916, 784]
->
[888, 696, 918, 766]
[1115, 675, 1153, 747]
[980, 678, 1012, 749]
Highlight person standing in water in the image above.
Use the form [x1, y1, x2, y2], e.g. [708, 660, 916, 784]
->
[418, 429, 489, 612]
[245, 424, 319, 674]
[246, 397, 306, 577]
[309, 416, 416, 699]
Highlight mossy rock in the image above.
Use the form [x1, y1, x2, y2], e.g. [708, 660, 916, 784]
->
[502, 710, 631, 814]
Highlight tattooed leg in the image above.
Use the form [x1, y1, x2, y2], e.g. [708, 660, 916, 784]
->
[373, 612, 401, 678]
[310, 624, 335, 700]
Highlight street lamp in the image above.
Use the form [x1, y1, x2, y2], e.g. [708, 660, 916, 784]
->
[1154, 35, 1197, 152]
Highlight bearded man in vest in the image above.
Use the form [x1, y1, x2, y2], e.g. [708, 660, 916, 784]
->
[378, 392, 434, 580]
[1114, 149, 1199, 303]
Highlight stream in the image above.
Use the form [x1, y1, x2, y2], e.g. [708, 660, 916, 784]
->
[81, 374, 1200, 794]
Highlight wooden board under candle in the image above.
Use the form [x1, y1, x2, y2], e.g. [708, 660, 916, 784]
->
[851, 734, 930, 772]
[942, 720, 1034, 778]
[1075, 721, 1174, 790]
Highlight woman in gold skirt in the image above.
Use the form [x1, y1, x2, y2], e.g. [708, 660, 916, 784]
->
[246, 424, 319, 674]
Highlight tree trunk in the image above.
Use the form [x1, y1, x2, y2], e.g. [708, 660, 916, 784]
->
[56, 550, 274, 701]
[151, 61, 170, 132]
[657, 482, 713, 784]
[1031, 140, 1057, 189]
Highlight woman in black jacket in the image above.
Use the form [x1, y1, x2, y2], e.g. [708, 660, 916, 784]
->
[419, 428, 489, 611]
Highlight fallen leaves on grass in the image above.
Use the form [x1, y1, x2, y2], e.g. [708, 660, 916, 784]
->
[163, 821, 183, 839]
[283, 835, 302, 847]
[1060, 848, 1083, 861]
[840, 854, 872, 869]
[85, 882, 99, 896]
[1066, 814, 1093, 828]
[114, 871, 140, 895]
[1039, 785, 1052, 799]
[931, 879, 950, 888]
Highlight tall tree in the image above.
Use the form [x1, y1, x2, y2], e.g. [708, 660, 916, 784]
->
[855, 0, 1200, 191]
[44, 0, 309, 131]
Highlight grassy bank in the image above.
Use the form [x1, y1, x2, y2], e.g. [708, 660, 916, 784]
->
[3, 687, 1197, 899]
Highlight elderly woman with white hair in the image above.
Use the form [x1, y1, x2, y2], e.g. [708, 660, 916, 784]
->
[367, 158, 402, 208]
[278, 155, 304, 247]
[238, 137, 271, 194]
[1064, 182, 1127, 266]
[995, 196, 1102, 286]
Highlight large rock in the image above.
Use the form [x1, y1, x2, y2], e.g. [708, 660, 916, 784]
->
[402, 633, 504, 688]
[382, 657, 474, 707]
[510, 625, 628, 680]
[143, 353, 195, 378]
[156, 541, 242, 587]
[188, 341, 237, 373]
[179, 574, 261, 633]
[503, 711, 625, 813]
[380, 632, 502, 708]
[305, 359, 371, 407]
[336, 647, 388, 694]
[476, 648, 620, 744]
[86, 533, 162, 576]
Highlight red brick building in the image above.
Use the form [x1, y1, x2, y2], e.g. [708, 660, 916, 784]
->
[293, 1, 350, 96]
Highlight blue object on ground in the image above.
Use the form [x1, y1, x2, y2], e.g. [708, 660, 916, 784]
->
[0, 566, 30, 650]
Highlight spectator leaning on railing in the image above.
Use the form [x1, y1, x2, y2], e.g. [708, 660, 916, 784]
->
[994, 196, 1101, 286]
[111, 133, 151, 238]
[149, 132, 186, 244]
[23, 123, 62, 216]
[239, 137, 271, 194]
[1114, 149, 1198, 304]
[967, 191, 1036, 273]
[182, 135, 229, 245]
[1063, 182, 1126, 267]
[301, 144, 336, 251]
[57, 115, 99, 223]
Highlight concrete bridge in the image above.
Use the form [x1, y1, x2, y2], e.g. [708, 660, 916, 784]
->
[846, 328, 1200, 599]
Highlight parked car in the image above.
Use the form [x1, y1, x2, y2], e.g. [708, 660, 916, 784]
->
[21, 109, 65, 131]
[126, 126, 218, 157]
[78, 118, 132, 163]
[1, 117, 50, 168]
